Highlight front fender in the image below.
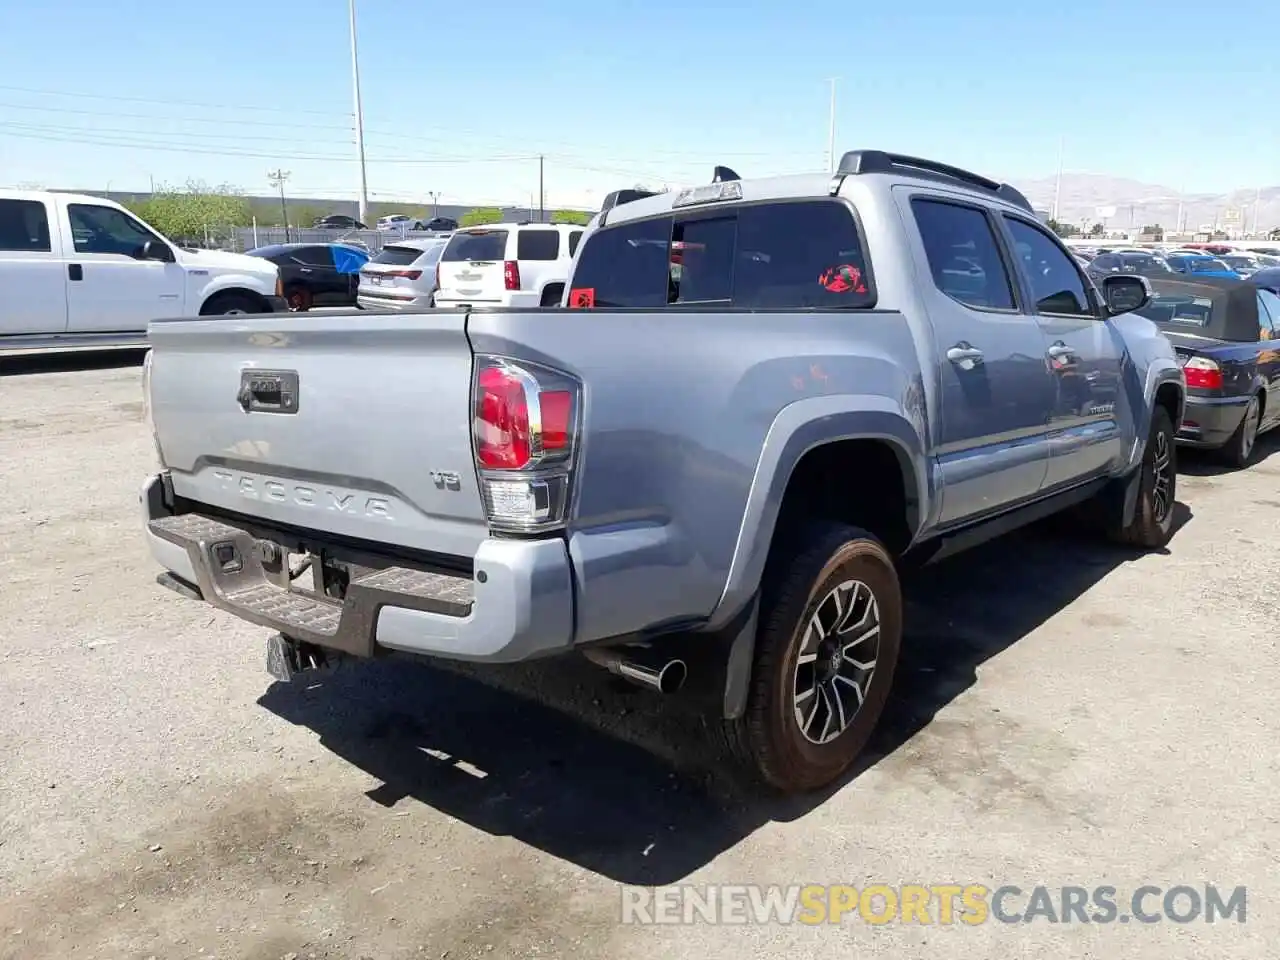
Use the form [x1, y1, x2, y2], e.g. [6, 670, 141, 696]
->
[195, 271, 278, 310]
[708, 394, 929, 631]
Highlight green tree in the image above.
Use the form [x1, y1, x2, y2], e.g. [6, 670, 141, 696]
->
[550, 209, 592, 226]
[1142, 224, 1164, 240]
[459, 207, 504, 227]
[1088, 222, 1105, 238]
[1045, 219, 1071, 238]
[127, 181, 252, 246]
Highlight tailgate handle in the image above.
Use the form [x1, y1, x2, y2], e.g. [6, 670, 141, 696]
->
[237, 369, 300, 414]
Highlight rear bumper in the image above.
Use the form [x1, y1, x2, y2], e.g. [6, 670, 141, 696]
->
[1176, 395, 1248, 448]
[356, 292, 434, 311]
[435, 291, 544, 309]
[140, 473, 575, 664]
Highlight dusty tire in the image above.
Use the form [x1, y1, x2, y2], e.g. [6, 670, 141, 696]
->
[1218, 393, 1261, 469]
[285, 286, 313, 312]
[202, 292, 263, 316]
[1111, 405, 1177, 549]
[726, 523, 902, 794]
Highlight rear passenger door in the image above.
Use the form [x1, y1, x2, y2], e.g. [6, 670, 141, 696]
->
[903, 193, 1055, 525]
[1002, 215, 1125, 488]
[515, 228, 562, 301]
[0, 197, 67, 335]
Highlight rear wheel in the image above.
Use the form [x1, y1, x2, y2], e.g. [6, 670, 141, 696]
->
[726, 523, 902, 793]
[1111, 405, 1176, 548]
[285, 286, 313, 312]
[1219, 393, 1261, 468]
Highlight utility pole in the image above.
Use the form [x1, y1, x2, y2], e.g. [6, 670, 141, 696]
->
[538, 155, 545, 222]
[348, 0, 370, 227]
[428, 191, 439, 218]
[1253, 186, 1262, 238]
[1052, 136, 1064, 221]
[268, 169, 291, 241]
[825, 78, 839, 172]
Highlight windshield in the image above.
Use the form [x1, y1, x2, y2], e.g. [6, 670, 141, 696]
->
[1120, 254, 1170, 272]
[1220, 256, 1254, 269]
[1135, 291, 1215, 327]
[1189, 258, 1231, 273]
[441, 229, 508, 262]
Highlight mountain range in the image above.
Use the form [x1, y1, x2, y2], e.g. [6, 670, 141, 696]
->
[1013, 173, 1277, 234]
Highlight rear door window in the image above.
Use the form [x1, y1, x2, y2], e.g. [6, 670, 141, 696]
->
[442, 229, 509, 262]
[910, 199, 1015, 310]
[290, 246, 335, 267]
[0, 199, 52, 252]
[516, 229, 559, 261]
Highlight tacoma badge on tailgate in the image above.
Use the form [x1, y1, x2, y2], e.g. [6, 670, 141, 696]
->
[237, 369, 299, 414]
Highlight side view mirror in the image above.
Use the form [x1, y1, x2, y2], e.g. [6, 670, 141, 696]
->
[1102, 274, 1150, 316]
[139, 239, 175, 262]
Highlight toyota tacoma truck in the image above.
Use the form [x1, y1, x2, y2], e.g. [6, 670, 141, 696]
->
[140, 150, 1186, 794]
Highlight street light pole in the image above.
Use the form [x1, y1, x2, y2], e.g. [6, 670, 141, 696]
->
[826, 78, 839, 173]
[1051, 136, 1064, 221]
[268, 169, 291, 241]
[348, 0, 370, 227]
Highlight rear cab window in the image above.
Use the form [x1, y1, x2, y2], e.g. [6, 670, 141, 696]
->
[442, 230, 509, 262]
[516, 229, 559, 261]
[569, 200, 875, 309]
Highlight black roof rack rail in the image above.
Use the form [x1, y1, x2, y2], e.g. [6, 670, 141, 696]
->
[833, 149, 1033, 213]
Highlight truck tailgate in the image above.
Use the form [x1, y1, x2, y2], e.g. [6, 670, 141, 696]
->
[147, 312, 487, 559]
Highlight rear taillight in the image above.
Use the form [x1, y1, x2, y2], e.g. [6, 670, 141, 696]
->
[1181, 355, 1223, 390]
[472, 356, 579, 533]
[384, 269, 422, 280]
[503, 260, 520, 291]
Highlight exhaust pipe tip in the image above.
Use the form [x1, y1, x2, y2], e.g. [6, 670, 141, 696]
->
[583, 647, 688, 695]
[653, 658, 687, 695]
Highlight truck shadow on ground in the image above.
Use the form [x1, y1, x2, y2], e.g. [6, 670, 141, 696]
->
[259, 503, 1192, 887]
[0, 347, 148, 377]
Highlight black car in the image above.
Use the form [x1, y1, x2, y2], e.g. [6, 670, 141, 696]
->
[313, 214, 367, 230]
[422, 216, 458, 231]
[246, 243, 370, 311]
[1134, 276, 1280, 466]
[1086, 251, 1173, 282]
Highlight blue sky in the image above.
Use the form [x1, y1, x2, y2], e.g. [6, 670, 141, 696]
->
[0, 0, 1275, 209]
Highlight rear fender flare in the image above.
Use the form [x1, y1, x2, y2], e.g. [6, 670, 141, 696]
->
[708, 394, 929, 634]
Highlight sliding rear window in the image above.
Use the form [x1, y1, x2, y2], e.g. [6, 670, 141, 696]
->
[442, 229, 509, 262]
[570, 200, 874, 309]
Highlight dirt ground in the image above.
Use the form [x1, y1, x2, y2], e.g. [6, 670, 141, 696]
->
[1, 349, 1276, 959]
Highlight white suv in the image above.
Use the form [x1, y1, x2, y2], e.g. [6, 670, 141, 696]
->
[434, 222, 585, 308]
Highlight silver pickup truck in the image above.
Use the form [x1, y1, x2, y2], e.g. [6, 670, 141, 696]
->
[140, 150, 1186, 794]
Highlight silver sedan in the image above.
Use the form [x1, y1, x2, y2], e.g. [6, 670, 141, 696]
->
[357, 237, 448, 311]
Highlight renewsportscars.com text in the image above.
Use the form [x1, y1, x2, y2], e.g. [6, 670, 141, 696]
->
[620, 883, 1247, 926]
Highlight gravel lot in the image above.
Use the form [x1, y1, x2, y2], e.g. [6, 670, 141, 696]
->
[1, 350, 1277, 960]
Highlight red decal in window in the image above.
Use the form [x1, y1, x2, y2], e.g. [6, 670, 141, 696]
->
[818, 264, 867, 294]
[568, 287, 595, 308]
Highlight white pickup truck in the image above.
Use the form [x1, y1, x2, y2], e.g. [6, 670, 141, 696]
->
[0, 190, 286, 350]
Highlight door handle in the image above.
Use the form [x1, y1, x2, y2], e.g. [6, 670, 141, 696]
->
[68, 264, 83, 281]
[299, 267, 313, 273]
[1047, 341, 1077, 362]
[946, 342, 985, 366]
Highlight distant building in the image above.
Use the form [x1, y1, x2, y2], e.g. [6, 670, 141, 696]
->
[1033, 206, 1053, 223]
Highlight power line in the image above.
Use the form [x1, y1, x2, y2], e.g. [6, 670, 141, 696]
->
[0, 84, 345, 117]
